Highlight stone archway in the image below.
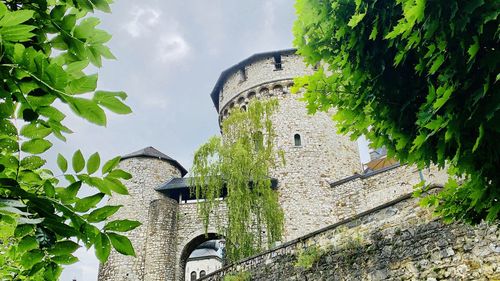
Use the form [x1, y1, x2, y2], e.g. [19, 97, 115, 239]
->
[178, 232, 224, 281]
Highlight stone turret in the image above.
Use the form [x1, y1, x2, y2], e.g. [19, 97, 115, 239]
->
[98, 147, 187, 281]
[210, 49, 362, 240]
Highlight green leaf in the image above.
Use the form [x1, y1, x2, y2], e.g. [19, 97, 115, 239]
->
[0, 119, 17, 137]
[0, 10, 34, 26]
[95, 232, 111, 263]
[20, 156, 46, 170]
[0, 24, 36, 41]
[52, 254, 79, 265]
[44, 181, 56, 198]
[74, 17, 100, 39]
[108, 169, 132, 180]
[18, 235, 38, 253]
[347, 12, 366, 28]
[15, 224, 34, 238]
[89, 30, 112, 44]
[68, 97, 107, 126]
[428, 54, 444, 75]
[467, 36, 479, 62]
[20, 123, 52, 139]
[102, 156, 121, 174]
[21, 139, 52, 154]
[38, 106, 66, 122]
[57, 181, 82, 202]
[67, 74, 98, 94]
[57, 153, 68, 173]
[72, 150, 85, 173]
[74, 193, 105, 212]
[104, 177, 128, 195]
[472, 124, 484, 152]
[48, 240, 80, 256]
[93, 91, 131, 114]
[92, 44, 116, 59]
[84, 176, 112, 195]
[87, 152, 100, 174]
[65, 60, 89, 77]
[91, 0, 112, 13]
[108, 232, 135, 256]
[104, 219, 141, 232]
[433, 86, 454, 110]
[87, 205, 122, 223]
[61, 14, 76, 31]
[20, 249, 44, 269]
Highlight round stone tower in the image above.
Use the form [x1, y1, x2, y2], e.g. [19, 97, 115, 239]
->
[98, 147, 187, 281]
[210, 49, 362, 240]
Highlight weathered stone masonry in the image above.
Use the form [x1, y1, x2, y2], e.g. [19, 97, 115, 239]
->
[98, 49, 498, 281]
[200, 191, 500, 281]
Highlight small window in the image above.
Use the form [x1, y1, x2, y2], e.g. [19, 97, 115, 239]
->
[247, 91, 256, 100]
[190, 271, 197, 281]
[294, 134, 301, 147]
[200, 270, 206, 277]
[239, 68, 247, 82]
[274, 55, 282, 70]
[273, 85, 283, 95]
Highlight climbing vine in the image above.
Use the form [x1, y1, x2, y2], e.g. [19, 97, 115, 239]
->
[191, 99, 285, 262]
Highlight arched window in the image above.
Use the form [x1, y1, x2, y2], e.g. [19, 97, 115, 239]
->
[200, 270, 206, 277]
[294, 134, 301, 147]
[247, 91, 256, 100]
[273, 85, 283, 95]
[190, 271, 196, 281]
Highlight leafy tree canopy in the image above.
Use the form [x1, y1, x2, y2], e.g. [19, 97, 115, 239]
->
[0, 0, 137, 279]
[293, 0, 499, 223]
[191, 99, 285, 262]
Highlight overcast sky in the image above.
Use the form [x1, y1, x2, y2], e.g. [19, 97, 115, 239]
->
[58, 1, 297, 280]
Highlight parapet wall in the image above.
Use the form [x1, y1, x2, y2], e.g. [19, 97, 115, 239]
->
[200, 191, 500, 280]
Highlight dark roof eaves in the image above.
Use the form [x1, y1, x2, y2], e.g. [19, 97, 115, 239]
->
[209, 48, 297, 111]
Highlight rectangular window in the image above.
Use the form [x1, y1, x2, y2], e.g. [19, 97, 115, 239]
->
[274, 55, 282, 70]
[239, 68, 247, 82]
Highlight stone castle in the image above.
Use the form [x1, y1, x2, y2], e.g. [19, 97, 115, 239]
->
[98, 49, 499, 281]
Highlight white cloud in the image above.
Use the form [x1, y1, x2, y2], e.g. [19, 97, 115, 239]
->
[140, 94, 169, 109]
[156, 33, 190, 62]
[124, 6, 161, 37]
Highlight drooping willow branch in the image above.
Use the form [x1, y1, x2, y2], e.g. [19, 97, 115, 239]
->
[191, 99, 285, 262]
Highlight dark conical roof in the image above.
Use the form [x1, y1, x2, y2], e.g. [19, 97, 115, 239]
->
[121, 146, 188, 176]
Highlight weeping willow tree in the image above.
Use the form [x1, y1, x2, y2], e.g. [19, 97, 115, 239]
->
[191, 99, 285, 262]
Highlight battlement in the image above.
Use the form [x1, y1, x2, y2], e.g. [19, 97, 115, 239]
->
[210, 49, 315, 121]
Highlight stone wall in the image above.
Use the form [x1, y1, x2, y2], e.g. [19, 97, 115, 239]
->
[143, 198, 178, 281]
[200, 192, 500, 281]
[175, 201, 227, 281]
[219, 53, 314, 112]
[98, 158, 182, 281]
